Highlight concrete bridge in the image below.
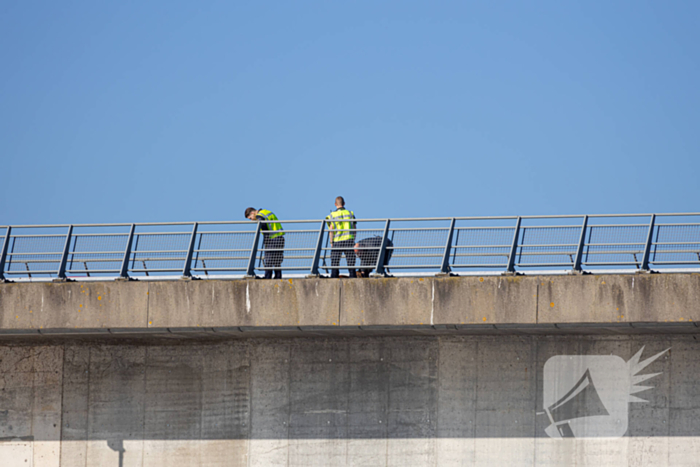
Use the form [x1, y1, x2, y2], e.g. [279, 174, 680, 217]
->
[1, 273, 699, 466]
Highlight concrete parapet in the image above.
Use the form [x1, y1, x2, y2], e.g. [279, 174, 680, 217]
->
[340, 277, 433, 326]
[433, 275, 538, 325]
[0, 281, 150, 330]
[0, 273, 699, 339]
[536, 273, 700, 324]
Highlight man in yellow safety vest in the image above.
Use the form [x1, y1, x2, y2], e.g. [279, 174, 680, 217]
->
[325, 196, 357, 278]
[245, 207, 285, 279]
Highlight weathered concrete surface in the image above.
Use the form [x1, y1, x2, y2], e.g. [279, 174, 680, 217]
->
[0, 346, 63, 466]
[1, 274, 699, 337]
[1, 274, 698, 466]
[537, 274, 700, 324]
[340, 277, 433, 326]
[0, 335, 699, 466]
[147, 279, 341, 328]
[0, 281, 150, 330]
[433, 275, 539, 325]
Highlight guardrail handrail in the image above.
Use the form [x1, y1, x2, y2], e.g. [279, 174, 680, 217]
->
[1, 213, 699, 281]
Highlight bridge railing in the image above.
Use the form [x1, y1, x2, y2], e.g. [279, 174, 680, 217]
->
[1, 213, 699, 281]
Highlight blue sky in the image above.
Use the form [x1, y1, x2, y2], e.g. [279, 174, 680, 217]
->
[1, 1, 698, 225]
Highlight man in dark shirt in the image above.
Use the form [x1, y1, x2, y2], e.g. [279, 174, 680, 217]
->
[354, 235, 393, 277]
[245, 207, 285, 279]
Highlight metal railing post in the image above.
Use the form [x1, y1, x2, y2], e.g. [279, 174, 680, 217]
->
[505, 217, 521, 274]
[181, 222, 198, 278]
[194, 233, 204, 275]
[438, 218, 456, 276]
[373, 219, 391, 277]
[640, 214, 656, 272]
[0, 226, 10, 281]
[572, 215, 588, 273]
[245, 222, 262, 278]
[307, 220, 326, 277]
[118, 224, 136, 279]
[56, 225, 74, 280]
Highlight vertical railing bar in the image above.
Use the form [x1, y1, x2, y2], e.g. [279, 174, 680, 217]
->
[505, 217, 521, 274]
[640, 214, 656, 271]
[182, 222, 198, 278]
[373, 219, 391, 277]
[388, 229, 396, 275]
[321, 232, 330, 275]
[119, 224, 136, 279]
[652, 221, 661, 264]
[245, 222, 262, 278]
[307, 220, 326, 277]
[572, 215, 589, 272]
[584, 228, 591, 265]
[0, 226, 11, 281]
[451, 228, 460, 266]
[56, 225, 74, 280]
[8, 233, 16, 273]
[130, 234, 140, 272]
[438, 218, 456, 275]
[194, 231, 203, 275]
[517, 227, 526, 266]
[69, 235, 77, 273]
[257, 221, 267, 271]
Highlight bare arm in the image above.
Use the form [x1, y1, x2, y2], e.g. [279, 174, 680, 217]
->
[326, 217, 335, 244]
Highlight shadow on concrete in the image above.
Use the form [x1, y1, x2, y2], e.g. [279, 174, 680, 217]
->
[107, 439, 125, 467]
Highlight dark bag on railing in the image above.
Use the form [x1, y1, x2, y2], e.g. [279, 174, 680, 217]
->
[357, 236, 393, 268]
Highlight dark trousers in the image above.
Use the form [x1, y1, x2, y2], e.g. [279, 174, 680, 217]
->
[262, 236, 285, 279]
[330, 239, 356, 278]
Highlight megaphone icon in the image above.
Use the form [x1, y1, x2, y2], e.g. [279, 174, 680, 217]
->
[544, 369, 609, 438]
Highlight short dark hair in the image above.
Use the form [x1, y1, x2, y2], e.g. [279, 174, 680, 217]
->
[244, 207, 256, 218]
[335, 196, 345, 206]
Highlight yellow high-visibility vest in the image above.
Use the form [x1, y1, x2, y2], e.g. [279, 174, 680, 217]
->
[326, 208, 356, 242]
[257, 209, 284, 238]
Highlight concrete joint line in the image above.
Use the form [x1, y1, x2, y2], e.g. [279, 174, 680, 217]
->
[338, 280, 343, 326]
[535, 282, 539, 324]
[430, 280, 435, 326]
[145, 282, 151, 329]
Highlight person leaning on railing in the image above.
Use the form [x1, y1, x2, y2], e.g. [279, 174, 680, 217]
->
[245, 207, 285, 279]
[326, 196, 357, 278]
[354, 235, 393, 278]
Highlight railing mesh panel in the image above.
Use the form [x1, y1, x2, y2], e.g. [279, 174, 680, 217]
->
[450, 228, 512, 268]
[192, 232, 255, 273]
[384, 228, 448, 269]
[67, 234, 128, 275]
[651, 225, 700, 265]
[583, 225, 647, 266]
[516, 227, 579, 267]
[5, 235, 64, 276]
[129, 233, 190, 274]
